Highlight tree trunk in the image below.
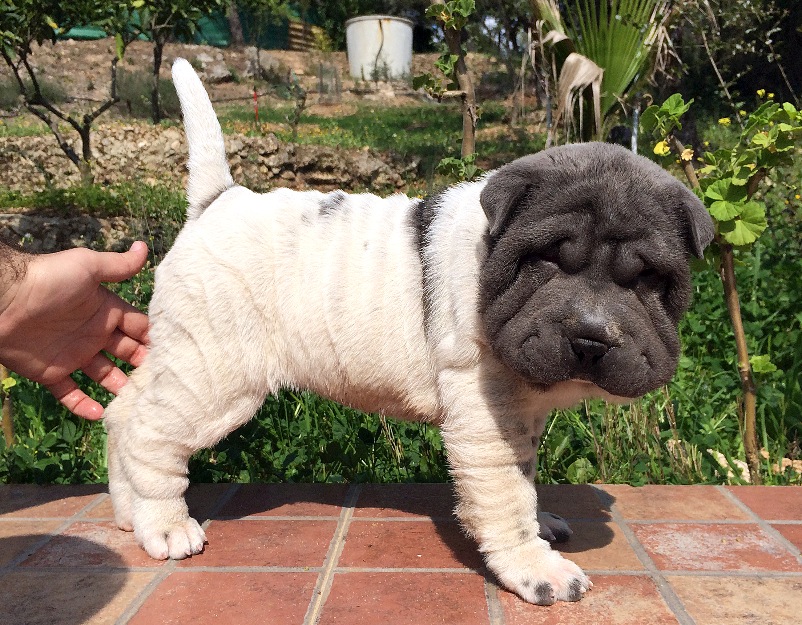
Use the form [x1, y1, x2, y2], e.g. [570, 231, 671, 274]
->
[151, 40, 164, 124]
[719, 243, 761, 482]
[228, 1, 245, 47]
[443, 27, 477, 158]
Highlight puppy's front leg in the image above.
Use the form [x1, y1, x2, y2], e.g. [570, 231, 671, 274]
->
[439, 370, 590, 605]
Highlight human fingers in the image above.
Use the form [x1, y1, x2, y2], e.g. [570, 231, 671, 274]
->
[103, 290, 150, 345]
[46, 378, 105, 421]
[105, 328, 149, 367]
[92, 241, 149, 284]
[82, 352, 130, 396]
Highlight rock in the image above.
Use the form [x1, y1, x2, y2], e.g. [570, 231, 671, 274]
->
[204, 61, 233, 83]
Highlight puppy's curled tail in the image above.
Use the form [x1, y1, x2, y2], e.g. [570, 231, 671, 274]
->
[172, 57, 234, 221]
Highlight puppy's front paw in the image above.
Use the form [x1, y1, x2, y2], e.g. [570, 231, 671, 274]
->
[136, 516, 207, 560]
[487, 541, 591, 605]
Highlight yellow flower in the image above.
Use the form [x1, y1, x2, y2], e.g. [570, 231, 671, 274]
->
[718, 117, 731, 126]
[653, 140, 671, 156]
[768, 93, 775, 99]
[757, 89, 766, 98]
[739, 110, 747, 116]
[796, 194, 801, 200]
[681, 148, 694, 161]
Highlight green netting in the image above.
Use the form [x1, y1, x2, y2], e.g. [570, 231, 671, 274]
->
[194, 13, 230, 48]
[62, 26, 107, 40]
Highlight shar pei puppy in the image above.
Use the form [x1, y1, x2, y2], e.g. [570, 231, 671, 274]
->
[104, 58, 714, 605]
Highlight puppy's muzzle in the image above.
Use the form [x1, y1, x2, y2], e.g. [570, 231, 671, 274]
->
[566, 313, 619, 370]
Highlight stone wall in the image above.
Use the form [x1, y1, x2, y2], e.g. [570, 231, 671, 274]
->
[0, 123, 414, 253]
[0, 123, 410, 193]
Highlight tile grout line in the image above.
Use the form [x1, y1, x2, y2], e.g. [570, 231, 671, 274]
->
[115, 561, 179, 624]
[114, 483, 241, 625]
[591, 485, 697, 625]
[483, 577, 506, 625]
[302, 483, 361, 625]
[716, 486, 802, 563]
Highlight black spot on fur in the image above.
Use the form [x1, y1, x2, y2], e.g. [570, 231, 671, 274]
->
[533, 582, 554, 605]
[409, 194, 441, 337]
[566, 578, 584, 601]
[319, 190, 348, 217]
[521, 578, 533, 588]
[518, 528, 530, 540]
[518, 461, 534, 478]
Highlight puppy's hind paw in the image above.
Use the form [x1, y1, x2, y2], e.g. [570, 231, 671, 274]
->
[537, 511, 572, 543]
[138, 517, 207, 560]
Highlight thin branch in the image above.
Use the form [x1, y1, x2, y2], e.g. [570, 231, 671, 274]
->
[698, 27, 744, 129]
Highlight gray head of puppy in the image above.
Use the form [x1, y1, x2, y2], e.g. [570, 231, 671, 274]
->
[478, 142, 714, 399]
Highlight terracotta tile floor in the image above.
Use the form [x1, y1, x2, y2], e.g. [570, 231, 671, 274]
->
[0, 483, 800, 624]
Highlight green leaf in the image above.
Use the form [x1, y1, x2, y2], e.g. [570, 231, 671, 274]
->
[114, 33, 125, 60]
[663, 93, 691, 118]
[566, 457, 596, 484]
[719, 201, 767, 246]
[708, 200, 741, 221]
[751, 132, 772, 148]
[59, 420, 80, 444]
[750, 354, 778, 374]
[639, 105, 659, 134]
[704, 179, 747, 203]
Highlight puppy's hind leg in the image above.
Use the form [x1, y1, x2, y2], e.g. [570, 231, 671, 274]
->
[116, 362, 267, 561]
[105, 365, 154, 533]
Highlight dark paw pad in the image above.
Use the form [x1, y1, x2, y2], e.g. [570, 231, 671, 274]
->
[533, 581, 555, 606]
[566, 578, 584, 601]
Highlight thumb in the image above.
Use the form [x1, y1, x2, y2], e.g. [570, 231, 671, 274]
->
[94, 241, 149, 284]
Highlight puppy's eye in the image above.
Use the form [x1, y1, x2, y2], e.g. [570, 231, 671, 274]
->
[638, 267, 659, 282]
[623, 266, 659, 289]
[519, 246, 560, 269]
[538, 245, 562, 265]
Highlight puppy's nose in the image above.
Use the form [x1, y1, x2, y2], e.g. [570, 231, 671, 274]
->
[570, 337, 610, 362]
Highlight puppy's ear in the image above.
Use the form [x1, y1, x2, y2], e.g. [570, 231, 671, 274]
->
[674, 183, 715, 258]
[480, 158, 537, 237]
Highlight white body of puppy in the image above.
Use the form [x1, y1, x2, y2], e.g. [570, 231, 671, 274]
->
[105, 58, 713, 606]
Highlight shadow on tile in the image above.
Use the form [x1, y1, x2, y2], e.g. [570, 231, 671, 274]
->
[0, 534, 136, 625]
[0, 484, 105, 517]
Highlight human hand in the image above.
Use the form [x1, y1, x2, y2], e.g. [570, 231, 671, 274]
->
[0, 241, 150, 420]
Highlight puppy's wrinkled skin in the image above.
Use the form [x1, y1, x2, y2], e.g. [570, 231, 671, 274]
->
[105, 58, 713, 605]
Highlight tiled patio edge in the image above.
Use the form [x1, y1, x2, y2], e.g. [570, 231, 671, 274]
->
[591, 485, 696, 625]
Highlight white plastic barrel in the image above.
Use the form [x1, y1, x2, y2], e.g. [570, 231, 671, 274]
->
[345, 15, 413, 81]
